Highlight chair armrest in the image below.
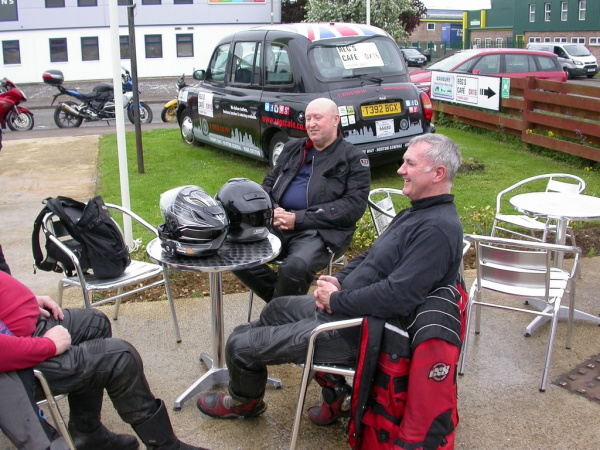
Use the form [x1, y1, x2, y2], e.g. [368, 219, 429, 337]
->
[105, 204, 159, 237]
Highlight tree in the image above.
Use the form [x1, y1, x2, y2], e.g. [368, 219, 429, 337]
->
[305, 0, 418, 41]
[400, 0, 427, 36]
[282, 0, 307, 23]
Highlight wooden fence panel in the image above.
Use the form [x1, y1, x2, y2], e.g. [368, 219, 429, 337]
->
[432, 76, 600, 161]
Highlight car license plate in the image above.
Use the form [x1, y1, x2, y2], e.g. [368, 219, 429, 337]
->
[587, 68, 595, 72]
[361, 102, 402, 118]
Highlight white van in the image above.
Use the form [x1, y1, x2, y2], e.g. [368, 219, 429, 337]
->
[526, 43, 598, 79]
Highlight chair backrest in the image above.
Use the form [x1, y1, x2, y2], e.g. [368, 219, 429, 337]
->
[478, 243, 550, 296]
[368, 188, 406, 237]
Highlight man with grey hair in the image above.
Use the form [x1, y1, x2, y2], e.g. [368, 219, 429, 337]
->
[198, 134, 464, 449]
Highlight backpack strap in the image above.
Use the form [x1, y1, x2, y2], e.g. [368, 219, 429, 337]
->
[31, 200, 56, 274]
[31, 196, 86, 274]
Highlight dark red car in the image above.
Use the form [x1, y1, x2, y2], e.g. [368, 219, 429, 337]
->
[410, 48, 566, 96]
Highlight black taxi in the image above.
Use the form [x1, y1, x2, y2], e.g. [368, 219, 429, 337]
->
[177, 22, 434, 168]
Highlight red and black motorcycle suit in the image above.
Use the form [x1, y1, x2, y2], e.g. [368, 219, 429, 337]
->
[348, 281, 468, 450]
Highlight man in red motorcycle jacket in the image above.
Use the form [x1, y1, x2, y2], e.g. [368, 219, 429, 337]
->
[197, 133, 465, 450]
[0, 267, 204, 450]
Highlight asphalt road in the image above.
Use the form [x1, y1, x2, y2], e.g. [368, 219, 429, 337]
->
[3, 102, 179, 141]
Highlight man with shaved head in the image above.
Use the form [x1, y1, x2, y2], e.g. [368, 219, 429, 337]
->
[232, 97, 371, 303]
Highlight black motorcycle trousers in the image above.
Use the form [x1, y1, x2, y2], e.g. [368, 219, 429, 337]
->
[225, 295, 359, 402]
[34, 308, 158, 427]
[232, 229, 332, 303]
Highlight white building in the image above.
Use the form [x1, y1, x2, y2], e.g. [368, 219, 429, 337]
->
[0, 0, 281, 83]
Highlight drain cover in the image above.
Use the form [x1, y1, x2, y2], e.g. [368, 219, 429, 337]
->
[555, 354, 600, 402]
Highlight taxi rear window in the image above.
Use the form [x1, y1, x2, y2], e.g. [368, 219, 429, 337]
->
[309, 37, 407, 81]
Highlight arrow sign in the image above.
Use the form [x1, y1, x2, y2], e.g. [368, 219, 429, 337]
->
[430, 71, 501, 111]
[480, 87, 496, 98]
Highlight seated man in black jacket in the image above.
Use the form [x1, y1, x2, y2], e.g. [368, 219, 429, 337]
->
[197, 133, 464, 447]
[233, 97, 371, 303]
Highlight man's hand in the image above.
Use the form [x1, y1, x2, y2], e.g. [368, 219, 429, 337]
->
[43, 326, 71, 355]
[36, 295, 64, 321]
[273, 207, 296, 231]
[317, 275, 341, 290]
[314, 278, 340, 314]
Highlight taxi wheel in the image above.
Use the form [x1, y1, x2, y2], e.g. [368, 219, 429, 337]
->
[180, 111, 199, 146]
[269, 131, 288, 168]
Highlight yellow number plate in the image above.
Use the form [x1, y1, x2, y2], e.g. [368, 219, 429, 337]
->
[361, 102, 402, 117]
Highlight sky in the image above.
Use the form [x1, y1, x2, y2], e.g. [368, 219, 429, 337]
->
[422, 0, 491, 10]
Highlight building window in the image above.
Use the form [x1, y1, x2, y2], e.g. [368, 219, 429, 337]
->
[474, 38, 481, 48]
[2, 40, 20, 64]
[560, 2, 568, 21]
[427, 23, 435, 31]
[529, 4, 535, 22]
[142, 0, 161, 4]
[484, 38, 491, 48]
[544, 3, 551, 21]
[78, 0, 97, 5]
[145, 35, 162, 58]
[529, 36, 541, 43]
[49, 38, 68, 62]
[579, 0, 586, 20]
[174, 0, 193, 3]
[496, 38, 503, 48]
[120, 36, 130, 59]
[589, 37, 599, 46]
[176, 34, 193, 57]
[571, 37, 585, 44]
[45, 0, 65, 7]
[554, 37, 567, 43]
[81, 37, 99, 61]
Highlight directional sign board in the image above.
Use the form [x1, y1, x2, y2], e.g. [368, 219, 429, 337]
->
[430, 71, 501, 111]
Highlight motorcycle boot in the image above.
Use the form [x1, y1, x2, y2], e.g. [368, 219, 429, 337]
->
[307, 372, 351, 426]
[196, 392, 267, 419]
[67, 389, 139, 450]
[133, 399, 206, 450]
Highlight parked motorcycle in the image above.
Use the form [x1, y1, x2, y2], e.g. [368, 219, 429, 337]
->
[161, 73, 187, 123]
[0, 78, 34, 131]
[42, 69, 153, 128]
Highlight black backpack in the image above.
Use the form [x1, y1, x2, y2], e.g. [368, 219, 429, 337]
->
[32, 196, 131, 279]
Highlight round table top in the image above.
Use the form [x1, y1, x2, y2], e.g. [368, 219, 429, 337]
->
[510, 192, 600, 221]
[147, 234, 281, 273]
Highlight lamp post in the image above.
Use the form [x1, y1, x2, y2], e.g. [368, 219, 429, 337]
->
[367, 0, 370, 25]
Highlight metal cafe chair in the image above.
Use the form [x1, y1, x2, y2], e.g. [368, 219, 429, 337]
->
[491, 173, 585, 245]
[367, 188, 407, 237]
[458, 234, 580, 392]
[33, 369, 76, 450]
[41, 203, 182, 342]
[289, 317, 363, 450]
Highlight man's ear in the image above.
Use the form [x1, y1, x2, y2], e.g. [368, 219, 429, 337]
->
[433, 165, 446, 183]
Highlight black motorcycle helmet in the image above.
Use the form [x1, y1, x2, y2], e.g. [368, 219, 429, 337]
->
[158, 185, 229, 256]
[215, 178, 273, 242]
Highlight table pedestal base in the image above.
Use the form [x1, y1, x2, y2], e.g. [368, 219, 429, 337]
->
[524, 298, 600, 337]
[173, 353, 283, 411]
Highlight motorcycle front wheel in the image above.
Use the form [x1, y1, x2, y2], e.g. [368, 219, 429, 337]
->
[6, 110, 34, 131]
[161, 104, 177, 123]
[127, 101, 153, 124]
[54, 102, 83, 128]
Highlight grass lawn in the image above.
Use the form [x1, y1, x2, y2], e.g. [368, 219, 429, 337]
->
[97, 126, 600, 251]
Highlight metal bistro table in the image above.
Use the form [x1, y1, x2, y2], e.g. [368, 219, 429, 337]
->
[510, 192, 600, 334]
[147, 234, 281, 410]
